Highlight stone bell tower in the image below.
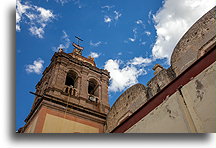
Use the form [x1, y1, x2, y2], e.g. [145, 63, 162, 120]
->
[18, 39, 110, 133]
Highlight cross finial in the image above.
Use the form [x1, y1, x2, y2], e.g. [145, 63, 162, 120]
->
[75, 36, 83, 46]
[72, 36, 84, 55]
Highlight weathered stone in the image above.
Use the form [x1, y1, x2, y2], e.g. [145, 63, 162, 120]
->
[171, 7, 216, 76]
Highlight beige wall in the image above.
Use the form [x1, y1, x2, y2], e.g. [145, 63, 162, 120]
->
[126, 62, 216, 133]
[24, 116, 38, 133]
[125, 92, 191, 133]
[181, 62, 216, 133]
[42, 114, 99, 133]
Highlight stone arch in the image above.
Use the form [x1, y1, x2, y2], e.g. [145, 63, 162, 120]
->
[65, 70, 79, 88]
[88, 78, 99, 97]
[66, 67, 81, 78]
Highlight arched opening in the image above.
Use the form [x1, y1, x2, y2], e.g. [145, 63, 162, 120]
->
[88, 78, 99, 96]
[65, 70, 78, 88]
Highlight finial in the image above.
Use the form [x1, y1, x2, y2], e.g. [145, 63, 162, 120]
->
[153, 64, 164, 75]
[72, 36, 84, 55]
[58, 48, 63, 53]
[75, 36, 83, 46]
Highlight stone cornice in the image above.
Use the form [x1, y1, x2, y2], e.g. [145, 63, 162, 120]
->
[25, 92, 107, 123]
[53, 52, 110, 77]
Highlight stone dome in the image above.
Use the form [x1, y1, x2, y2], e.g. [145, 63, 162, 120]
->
[171, 7, 216, 76]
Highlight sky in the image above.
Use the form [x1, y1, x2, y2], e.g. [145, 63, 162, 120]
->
[16, 0, 215, 130]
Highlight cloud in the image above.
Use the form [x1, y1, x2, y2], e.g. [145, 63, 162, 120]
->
[54, 0, 83, 8]
[145, 31, 151, 36]
[89, 41, 102, 47]
[101, 5, 114, 11]
[128, 20, 146, 43]
[54, 0, 70, 5]
[152, 0, 216, 62]
[89, 40, 107, 47]
[128, 57, 152, 65]
[117, 52, 122, 56]
[128, 38, 135, 42]
[148, 10, 152, 24]
[128, 28, 138, 42]
[104, 58, 149, 92]
[29, 27, 44, 38]
[16, 0, 55, 38]
[89, 52, 100, 58]
[114, 11, 122, 21]
[136, 20, 143, 24]
[53, 30, 71, 51]
[72, 0, 83, 8]
[141, 41, 146, 45]
[16, 0, 30, 31]
[102, 6, 122, 26]
[104, 16, 112, 23]
[37, 7, 54, 22]
[26, 59, 44, 74]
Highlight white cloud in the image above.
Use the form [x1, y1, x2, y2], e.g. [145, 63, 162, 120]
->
[128, 20, 146, 43]
[72, 0, 83, 8]
[36, 7, 54, 22]
[148, 10, 152, 24]
[53, 30, 71, 51]
[128, 28, 138, 42]
[89, 52, 100, 58]
[26, 59, 44, 74]
[114, 11, 122, 21]
[90, 41, 102, 47]
[16, 0, 55, 38]
[152, 0, 216, 62]
[128, 38, 135, 42]
[104, 16, 112, 23]
[55, 0, 70, 5]
[128, 57, 152, 65]
[117, 52, 122, 56]
[16, 0, 30, 31]
[102, 6, 122, 26]
[29, 27, 44, 38]
[104, 59, 148, 92]
[141, 41, 146, 45]
[136, 20, 143, 24]
[145, 31, 151, 36]
[101, 5, 114, 11]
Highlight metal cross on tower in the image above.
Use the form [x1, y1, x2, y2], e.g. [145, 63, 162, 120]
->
[75, 36, 83, 46]
[72, 36, 84, 55]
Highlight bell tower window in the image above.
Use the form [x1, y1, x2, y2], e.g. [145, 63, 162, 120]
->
[88, 79, 98, 96]
[88, 78, 99, 103]
[65, 70, 78, 88]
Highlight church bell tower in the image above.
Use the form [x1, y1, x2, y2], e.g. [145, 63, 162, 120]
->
[19, 38, 110, 133]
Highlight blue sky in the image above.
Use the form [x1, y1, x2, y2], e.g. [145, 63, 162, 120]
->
[16, 0, 215, 130]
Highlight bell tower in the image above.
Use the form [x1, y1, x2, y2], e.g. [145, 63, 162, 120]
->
[18, 38, 110, 133]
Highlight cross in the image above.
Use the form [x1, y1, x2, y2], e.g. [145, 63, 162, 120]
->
[75, 36, 83, 46]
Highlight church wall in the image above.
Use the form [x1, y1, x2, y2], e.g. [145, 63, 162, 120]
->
[125, 91, 191, 133]
[24, 116, 38, 133]
[42, 114, 99, 133]
[41, 107, 103, 133]
[31, 105, 104, 133]
[125, 62, 216, 133]
[180, 62, 216, 133]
